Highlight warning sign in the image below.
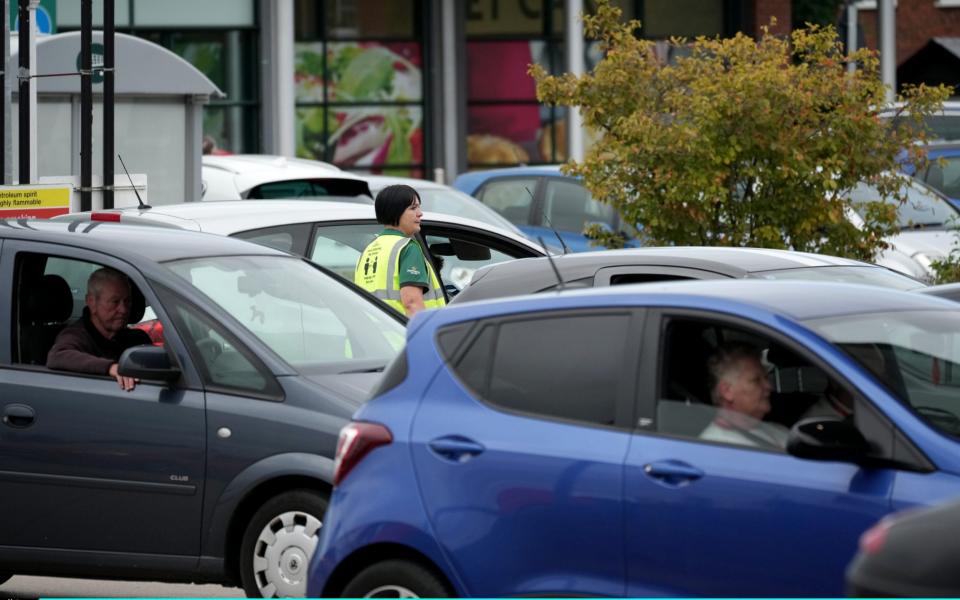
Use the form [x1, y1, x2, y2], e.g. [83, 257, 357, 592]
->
[0, 186, 72, 219]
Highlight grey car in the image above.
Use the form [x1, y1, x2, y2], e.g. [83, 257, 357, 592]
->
[0, 219, 405, 597]
[452, 246, 926, 304]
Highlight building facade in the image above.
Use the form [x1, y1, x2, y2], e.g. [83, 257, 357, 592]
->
[56, 0, 792, 181]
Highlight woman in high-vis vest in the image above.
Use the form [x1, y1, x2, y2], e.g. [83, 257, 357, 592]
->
[355, 184, 446, 318]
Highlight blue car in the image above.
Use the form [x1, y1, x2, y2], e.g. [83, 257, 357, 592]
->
[452, 165, 640, 252]
[307, 279, 960, 597]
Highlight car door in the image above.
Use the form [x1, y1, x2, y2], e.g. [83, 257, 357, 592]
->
[623, 310, 893, 597]
[419, 223, 543, 291]
[0, 241, 205, 559]
[409, 309, 643, 596]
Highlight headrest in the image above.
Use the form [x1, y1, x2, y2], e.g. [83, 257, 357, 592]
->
[25, 274, 73, 324]
[128, 283, 146, 325]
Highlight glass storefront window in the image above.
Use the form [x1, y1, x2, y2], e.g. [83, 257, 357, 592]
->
[294, 1, 425, 177]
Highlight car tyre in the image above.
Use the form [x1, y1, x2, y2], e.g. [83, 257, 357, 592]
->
[239, 489, 328, 598]
[341, 559, 453, 598]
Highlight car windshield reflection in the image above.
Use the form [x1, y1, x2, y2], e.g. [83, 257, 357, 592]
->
[165, 255, 405, 374]
[804, 309, 960, 437]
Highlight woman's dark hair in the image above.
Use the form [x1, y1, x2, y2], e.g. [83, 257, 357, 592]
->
[375, 184, 420, 226]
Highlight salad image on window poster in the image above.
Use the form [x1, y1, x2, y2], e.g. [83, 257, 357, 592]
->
[295, 42, 423, 175]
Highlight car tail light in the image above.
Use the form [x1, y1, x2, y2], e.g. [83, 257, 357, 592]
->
[333, 421, 392, 486]
[859, 518, 892, 555]
[132, 319, 165, 346]
[91, 212, 121, 222]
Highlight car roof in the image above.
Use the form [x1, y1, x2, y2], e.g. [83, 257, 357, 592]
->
[57, 200, 542, 249]
[431, 279, 955, 328]
[452, 165, 567, 193]
[0, 218, 288, 262]
[451, 247, 921, 303]
[465, 246, 874, 289]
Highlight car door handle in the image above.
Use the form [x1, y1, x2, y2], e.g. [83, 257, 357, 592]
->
[428, 436, 485, 463]
[643, 460, 704, 486]
[3, 404, 36, 428]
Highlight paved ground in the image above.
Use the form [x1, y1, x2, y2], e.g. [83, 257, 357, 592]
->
[0, 575, 244, 598]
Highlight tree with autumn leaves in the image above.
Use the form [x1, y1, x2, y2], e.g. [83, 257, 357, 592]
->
[530, 0, 950, 263]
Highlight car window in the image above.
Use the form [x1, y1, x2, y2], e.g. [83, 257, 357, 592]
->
[425, 233, 523, 290]
[657, 318, 847, 452]
[923, 155, 960, 199]
[165, 296, 278, 398]
[805, 310, 960, 438]
[542, 178, 617, 232]
[246, 179, 371, 201]
[475, 177, 537, 225]
[233, 223, 313, 255]
[445, 312, 632, 426]
[165, 254, 405, 374]
[15, 253, 159, 365]
[310, 224, 381, 281]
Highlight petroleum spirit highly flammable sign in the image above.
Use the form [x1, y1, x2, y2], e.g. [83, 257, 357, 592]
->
[0, 185, 72, 219]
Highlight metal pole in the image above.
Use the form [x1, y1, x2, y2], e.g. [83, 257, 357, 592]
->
[81, 0, 92, 210]
[17, 0, 28, 183]
[565, 0, 585, 163]
[878, 0, 896, 103]
[846, 2, 858, 74]
[27, 0, 36, 182]
[441, 1, 458, 180]
[1, 0, 7, 182]
[104, 0, 115, 208]
[274, 0, 294, 156]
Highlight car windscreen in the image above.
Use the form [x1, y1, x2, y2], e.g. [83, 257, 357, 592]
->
[804, 309, 960, 438]
[165, 255, 405, 374]
[848, 181, 959, 229]
[416, 188, 520, 232]
[749, 266, 924, 290]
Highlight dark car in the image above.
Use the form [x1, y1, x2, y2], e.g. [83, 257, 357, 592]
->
[451, 246, 926, 304]
[0, 219, 406, 597]
[847, 498, 960, 597]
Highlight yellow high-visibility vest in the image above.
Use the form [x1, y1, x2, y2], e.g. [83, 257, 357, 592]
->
[355, 234, 446, 314]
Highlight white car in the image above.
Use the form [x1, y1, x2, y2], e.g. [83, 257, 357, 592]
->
[57, 200, 546, 295]
[363, 174, 526, 236]
[846, 177, 960, 282]
[201, 154, 372, 201]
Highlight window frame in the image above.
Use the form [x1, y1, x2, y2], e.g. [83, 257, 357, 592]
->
[154, 282, 285, 402]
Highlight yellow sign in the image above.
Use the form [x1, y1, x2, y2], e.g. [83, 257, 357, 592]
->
[0, 185, 72, 218]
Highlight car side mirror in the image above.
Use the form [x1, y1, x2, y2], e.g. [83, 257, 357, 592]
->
[118, 345, 181, 382]
[787, 417, 870, 462]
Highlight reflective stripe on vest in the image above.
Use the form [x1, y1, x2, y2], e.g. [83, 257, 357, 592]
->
[354, 235, 446, 313]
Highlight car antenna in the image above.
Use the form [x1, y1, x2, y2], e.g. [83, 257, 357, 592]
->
[118, 154, 152, 210]
[537, 236, 566, 291]
[526, 186, 570, 255]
